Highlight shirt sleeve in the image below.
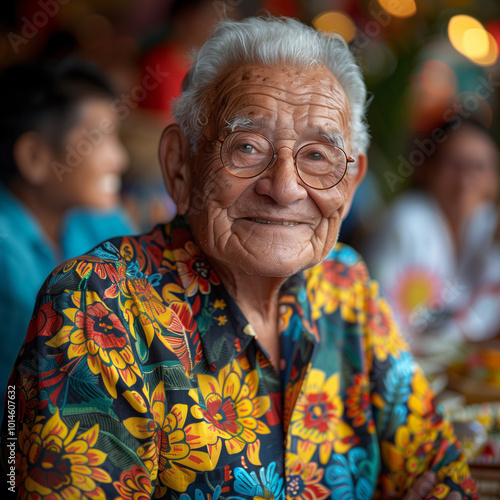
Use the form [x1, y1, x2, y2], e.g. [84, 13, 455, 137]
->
[365, 280, 478, 499]
[1, 259, 155, 499]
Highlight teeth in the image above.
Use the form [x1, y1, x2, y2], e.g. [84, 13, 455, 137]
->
[250, 218, 298, 226]
[98, 174, 121, 194]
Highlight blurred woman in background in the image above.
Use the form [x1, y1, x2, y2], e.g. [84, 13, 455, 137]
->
[366, 118, 500, 356]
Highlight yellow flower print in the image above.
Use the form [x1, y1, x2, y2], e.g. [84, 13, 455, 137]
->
[47, 292, 141, 399]
[190, 360, 271, 466]
[437, 459, 472, 486]
[214, 299, 226, 310]
[290, 369, 356, 464]
[129, 278, 186, 344]
[124, 382, 213, 495]
[216, 315, 228, 326]
[433, 484, 451, 499]
[381, 415, 439, 493]
[285, 453, 330, 500]
[18, 410, 111, 499]
[278, 301, 294, 333]
[304, 266, 340, 321]
[113, 465, 152, 500]
[366, 296, 408, 363]
[129, 278, 200, 373]
[408, 368, 435, 417]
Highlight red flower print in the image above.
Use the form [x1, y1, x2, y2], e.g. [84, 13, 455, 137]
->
[202, 393, 239, 435]
[174, 241, 220, 296]
[345, 373, 375, 432]
[286, 456, 330, 500]
[46, 295, 140, 399]
[18, 370, 37, 423]
[113, 465, 152, 499]
[26, 301, 63, 342]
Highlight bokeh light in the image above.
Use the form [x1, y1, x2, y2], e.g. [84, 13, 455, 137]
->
[421, 59, 457, 99]
[473, 31, 498, 65]
[377, 0, 417, 19]
[312, 11, 356, 42]
[462, 28, 489, 58]
[448, 15, 498, 66]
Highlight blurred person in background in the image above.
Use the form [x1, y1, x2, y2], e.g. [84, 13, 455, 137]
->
[365, 117, 500, 357]
[0, 58, 134, 399]
[117, 0, 224, 231]
[139, 0, 225, 121]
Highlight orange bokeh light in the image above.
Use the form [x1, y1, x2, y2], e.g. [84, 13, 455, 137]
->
[312, 11, 357, 42]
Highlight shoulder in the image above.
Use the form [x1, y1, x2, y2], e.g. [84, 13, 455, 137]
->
[311, 243, 371, 285]
[303, 243, 375, 321]
[64, 206, 134, 237]
[306, 242, 396, 321]
[44, 224, 169, 297]
[62, 206, 135, 258]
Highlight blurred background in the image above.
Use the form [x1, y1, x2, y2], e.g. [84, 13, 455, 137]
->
[2, 0, 499, 230]
[2, 0, 500, 484]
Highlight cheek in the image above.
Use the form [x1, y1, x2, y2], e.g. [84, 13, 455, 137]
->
[310, 187, 347, 219]
[71, 160, 101, 193]
[191, 160, 243, 212]
[64, 157, 109, 200]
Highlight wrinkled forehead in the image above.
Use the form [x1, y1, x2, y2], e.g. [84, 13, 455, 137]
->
[206, 64, 352, 142]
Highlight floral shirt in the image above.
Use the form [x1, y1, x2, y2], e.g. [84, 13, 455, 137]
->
[2, 216, 476, 499]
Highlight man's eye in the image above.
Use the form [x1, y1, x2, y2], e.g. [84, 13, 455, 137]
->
[237, 144, 255, 154]
[308, 151, 325, 161]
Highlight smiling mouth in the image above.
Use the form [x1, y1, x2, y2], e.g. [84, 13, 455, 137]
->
[246, 218, 299, 226]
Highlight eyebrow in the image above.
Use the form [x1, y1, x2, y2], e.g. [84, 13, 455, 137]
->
[319, 132, 345, 149]
[224, 115, 261, 131]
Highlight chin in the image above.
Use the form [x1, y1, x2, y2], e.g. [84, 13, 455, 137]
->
[238, 253, 320, 279]
[89, 194, 119, 211]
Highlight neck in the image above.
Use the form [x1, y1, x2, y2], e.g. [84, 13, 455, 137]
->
[213, 263, 287, 369]
[8, 180, 65, 250]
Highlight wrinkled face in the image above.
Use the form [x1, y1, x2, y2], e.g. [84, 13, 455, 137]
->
[183, 64, 364, 278]
[50, 98, 128, 211]
[429, 124, 499, 217]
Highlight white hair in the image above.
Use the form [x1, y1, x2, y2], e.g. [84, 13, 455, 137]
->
[172, 16, 370, 156]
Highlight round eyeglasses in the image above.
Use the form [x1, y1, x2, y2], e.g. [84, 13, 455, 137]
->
[216, 131, 355, 190]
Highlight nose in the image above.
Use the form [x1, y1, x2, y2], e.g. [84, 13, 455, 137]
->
[254, 146, 308, 206]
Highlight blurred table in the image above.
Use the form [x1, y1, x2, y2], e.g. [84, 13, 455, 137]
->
[417, 339, 500, 497]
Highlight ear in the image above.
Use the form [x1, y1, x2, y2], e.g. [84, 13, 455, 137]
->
[13, 132, 54, 186]
[159, 124, 192, 215]
[342, 152, 367, 220]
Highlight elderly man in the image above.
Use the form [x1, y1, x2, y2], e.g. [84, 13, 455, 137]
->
[2, 17, 475, 499]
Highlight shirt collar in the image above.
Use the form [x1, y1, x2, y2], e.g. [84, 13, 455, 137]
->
[163, 216, 256, 373]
